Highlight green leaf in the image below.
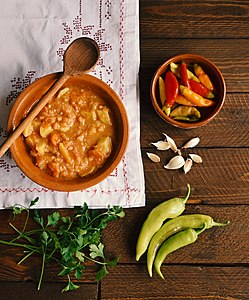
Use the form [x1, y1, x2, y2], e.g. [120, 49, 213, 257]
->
[75, 251, 85, 262]
[41, 231, 49, 246]
[12, 206, 25, 216]
[2, 199, 124, 292]
[107, 257, 119, 268]
[76, 203, 91, 227]
[29, 197, 39, 208]
[112, 206, 125, 218]
[62, 281, 80, 293]
[49, 232, 60, 250]
[84, 230, 101, 246]
[74, 264, 85, 280]
[58, 266, 75, 276]
[34, 210, 44, 228]
[61, 241, 77, 262]
[89, 243, 105, 260]
[97, 214, 117, 230]
[95, 265, 108, 282]
[61, 216, 71, 224]
[57, 225, 69, 235]
[47, 212, 60, 227]
[75, 228, 87, 248]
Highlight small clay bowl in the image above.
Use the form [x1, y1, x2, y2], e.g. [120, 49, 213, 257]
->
[7, 73, 129, 192]
[150, 54, 226, 129]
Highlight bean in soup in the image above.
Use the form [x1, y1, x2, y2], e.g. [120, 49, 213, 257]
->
[23, 86, 114, 179]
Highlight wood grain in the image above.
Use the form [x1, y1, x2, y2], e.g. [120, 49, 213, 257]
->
[102, 205, 248, 264]
[0, 1, 249, 298]
[140, 91, 249, 147]
[0, 243, 97, 282]
[140, 0, 249, 39]
[0, 282, 98, 300]
[142, 148, 249, 202]
[140, 38, 249, 93]
[101, 264, 249, 299]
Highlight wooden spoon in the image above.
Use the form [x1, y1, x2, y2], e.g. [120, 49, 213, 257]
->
[0, 37, 100, 158]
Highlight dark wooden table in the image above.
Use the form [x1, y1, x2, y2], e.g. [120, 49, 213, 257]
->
[0, 1, 249, 299]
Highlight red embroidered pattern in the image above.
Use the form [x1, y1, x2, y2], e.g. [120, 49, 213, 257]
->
[1, 0, 141, 201]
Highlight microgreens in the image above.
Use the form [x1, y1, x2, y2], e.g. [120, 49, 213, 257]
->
[0, 199, 124, 292]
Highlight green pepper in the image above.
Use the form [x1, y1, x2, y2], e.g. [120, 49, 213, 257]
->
[154, 227, 205, 279]
[136, 184, 191, 261]
[170, 105, 201, 122]
[147, 214, 229, 277]
[170, 62, 199, 82]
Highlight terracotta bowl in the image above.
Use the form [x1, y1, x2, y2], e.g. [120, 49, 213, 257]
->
[7, 73, 129, 192]
[150, 54, 226, 129]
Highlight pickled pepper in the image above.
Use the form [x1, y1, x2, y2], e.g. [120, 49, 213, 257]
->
[170, 105, 201, 121]
[180, 62, 190, 89]
[189, 79, 215, 99]
[194, 63, 214, 91]
[164, 71, 179, 116]
[180, 85, 215, 107]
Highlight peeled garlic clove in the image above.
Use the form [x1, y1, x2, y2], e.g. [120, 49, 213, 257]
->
[150, 140, 171, 151]
[177, 149, 182, 156]
[164, 155, 185, 170]
[147, 152, 161, 163]
[163, 133, 178, 152]
[189, 153, 203, 163]
[182, 137, 200, 149]
[183, 158, 193, 174]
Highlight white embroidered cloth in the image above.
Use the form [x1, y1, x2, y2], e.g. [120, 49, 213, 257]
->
[0, 0, 145, 208]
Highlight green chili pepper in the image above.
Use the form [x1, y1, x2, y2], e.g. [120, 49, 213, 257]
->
[154, 227, 205, 279]
[147, 214, 230, 277]
[136, 184, 191, 261]
[170, 62, 199, 82]
[170, 105, 201, 122]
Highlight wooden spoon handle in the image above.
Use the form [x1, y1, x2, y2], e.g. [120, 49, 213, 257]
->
[0, 73, 70, 158]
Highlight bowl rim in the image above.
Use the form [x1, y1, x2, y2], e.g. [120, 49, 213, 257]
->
[7, 73, 129, 192]
[150, 53, 226, 129]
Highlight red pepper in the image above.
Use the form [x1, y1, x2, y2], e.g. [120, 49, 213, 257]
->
[189, 79, 215, 99]
[180, 62, 190, 89]
[162, 71, 179, 116]
[165, 71, 179, 106]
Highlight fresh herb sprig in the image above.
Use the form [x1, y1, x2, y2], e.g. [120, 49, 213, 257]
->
[0, 198, 125, 292]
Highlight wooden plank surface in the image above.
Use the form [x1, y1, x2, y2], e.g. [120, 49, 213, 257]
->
[140, 0, 249, 39]
[140, 39, 249, 93]
[0, 282, 98, 300]
[0, 0, 249, 299]
[101, 265, 249, 299]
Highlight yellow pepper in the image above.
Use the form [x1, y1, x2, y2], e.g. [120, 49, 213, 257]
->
[175, 94, 195, 106]
[180, 85, 215, 107]
[158, 76, 166, 106]
[170, 105, 201, 121]
[194, 63, 214, 91]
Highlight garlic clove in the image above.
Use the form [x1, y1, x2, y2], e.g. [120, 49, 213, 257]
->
[183, 158, 193, 174]
[177, 149, 182, 156]
[182, 137, 200, 149]
[164, 155, 185, 170]
[150, 140, 171, 151]
[163, 133, 178, 152]
[147, 152, 161, 163]
[189, 153, 203, 163]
